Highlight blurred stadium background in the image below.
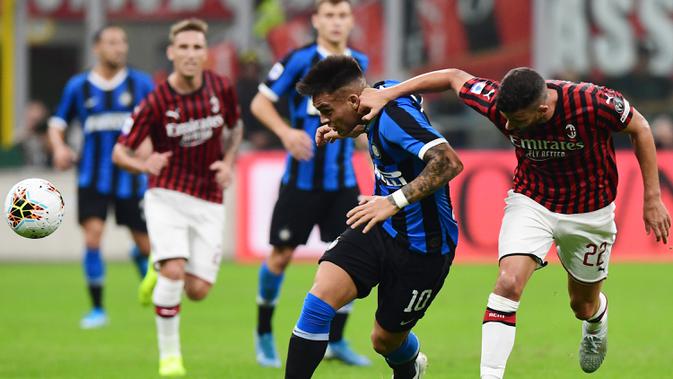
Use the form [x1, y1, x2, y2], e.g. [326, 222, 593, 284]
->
[1, 1, 673, 378]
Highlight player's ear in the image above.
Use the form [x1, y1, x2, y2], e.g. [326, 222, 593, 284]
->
[348, 94, 360, 110]
[311, 13, 320, 30]
[166, 44, 174, 61]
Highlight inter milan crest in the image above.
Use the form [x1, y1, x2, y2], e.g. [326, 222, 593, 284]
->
[371, 144, 381, 159]
[119, 91, 132, 107]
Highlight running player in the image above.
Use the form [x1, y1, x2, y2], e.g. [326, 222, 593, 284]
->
[285, 56, 463, 379]
[112, 18, 243, 377]
[356, 67, 672, 377]
[48, 25, 154, 329]
[250, 0, 369, 367]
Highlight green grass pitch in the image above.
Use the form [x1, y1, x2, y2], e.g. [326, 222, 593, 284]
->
[1, 262, 672, 378]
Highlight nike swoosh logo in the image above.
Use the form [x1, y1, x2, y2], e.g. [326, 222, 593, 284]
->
[399, 319, 415, 326]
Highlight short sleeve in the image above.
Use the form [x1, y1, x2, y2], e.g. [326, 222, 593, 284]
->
[258, 50, 307, 102]
[595, 86, 633, 131]
[379, 101, 447, 160]
[49, 77, 80, 129]
[458, 77, 504, 125]
[117, 95, 157, 150]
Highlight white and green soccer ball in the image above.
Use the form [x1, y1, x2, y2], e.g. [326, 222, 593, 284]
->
[4, 178, 65, 239]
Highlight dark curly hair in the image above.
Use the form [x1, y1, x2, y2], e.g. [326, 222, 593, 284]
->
[495, 67, 546, 113]
[296, 55, 364, 98]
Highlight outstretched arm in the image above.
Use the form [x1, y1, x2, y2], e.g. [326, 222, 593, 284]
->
[346, 143, 463, 233]
[624, 109, 671, 243]
[358, 69, 475, 122]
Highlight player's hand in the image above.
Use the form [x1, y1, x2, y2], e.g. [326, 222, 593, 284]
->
[316, 125, 341, 146]
[316, 124, 368, 147]
[52, 145, 76, 171]
[281, 128, 314, 161]
[644, 197, 671, 244]
[346, 195, 400, 234]
[143, 151, 172, 176]
[358, 87, 393, 123]
[209, 160, 234, 189]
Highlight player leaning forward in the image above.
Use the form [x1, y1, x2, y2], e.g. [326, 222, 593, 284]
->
[112, 19, 243, 377]
[358, 67, 671, 377]
[284, 56, 463, 379]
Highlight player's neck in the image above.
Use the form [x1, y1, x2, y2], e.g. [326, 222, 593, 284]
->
[93, 64, 124, 81]
[168, 71, 203, 94]
[317, 37, 348, 55]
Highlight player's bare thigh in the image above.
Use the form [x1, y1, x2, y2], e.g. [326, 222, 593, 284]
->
[309, 261, 357, 310]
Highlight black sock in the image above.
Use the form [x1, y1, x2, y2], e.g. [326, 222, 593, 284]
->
[285, 335, 328, 379]
[328, 312, 348, 342]
[388, 354, 418, 379]
[257, 304, 275, 335]
[88, 284, 103, 309]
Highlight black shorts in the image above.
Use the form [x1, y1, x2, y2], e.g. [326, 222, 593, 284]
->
[269, 185, 359, 247]
[78, 187, 147, 232]
[320, 226, 454, 333]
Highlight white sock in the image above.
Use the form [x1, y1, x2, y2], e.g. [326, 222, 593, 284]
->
[481, 293, 520, 379]
[153, 275, 184, 359]
[585, 292, 608, 334]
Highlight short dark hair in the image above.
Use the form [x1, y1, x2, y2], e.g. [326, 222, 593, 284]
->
[314, 0, 352, 12]
[296, 56, 364, 98]
[92, 25, 124, 43]
[495, 67, 546, 113]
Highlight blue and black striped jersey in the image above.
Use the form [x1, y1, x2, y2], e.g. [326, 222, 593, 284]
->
[50, 68, 154, 198]
[258, 43, 368, 191]
[368, 81, 458, 255]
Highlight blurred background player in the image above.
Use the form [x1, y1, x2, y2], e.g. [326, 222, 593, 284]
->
[249, 0, 370, 368]
[285, 55, 462, 379]
[357, 67, 672, 378]
[652, 114, 673, 150]
[47, 25, 154, 329]
[113, 18, 243, 377]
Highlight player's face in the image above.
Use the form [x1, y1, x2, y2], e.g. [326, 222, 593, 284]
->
[167, 31, 207, 79]
[314, 91, 362, 136]
[312, 2, 354, 45]
[502, 102, 549, 131]
[95, 28, 128, 69]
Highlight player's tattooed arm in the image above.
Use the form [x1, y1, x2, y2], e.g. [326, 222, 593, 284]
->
[347, 142, 462, 233]
[396, 143, 463, 205]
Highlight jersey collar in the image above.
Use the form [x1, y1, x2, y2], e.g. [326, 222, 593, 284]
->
[88, 68, 128, 91]
[316, 44, 352, 58]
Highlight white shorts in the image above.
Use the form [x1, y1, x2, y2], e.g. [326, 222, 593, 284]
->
[144, 188, 225, 284]
[498, 190, 617, 283]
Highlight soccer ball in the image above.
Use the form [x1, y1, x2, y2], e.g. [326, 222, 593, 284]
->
[4, 178, 65, 239]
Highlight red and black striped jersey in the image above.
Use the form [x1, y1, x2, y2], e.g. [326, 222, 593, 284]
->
[118, 70, 240, 204]
[459, 77, 634, 214]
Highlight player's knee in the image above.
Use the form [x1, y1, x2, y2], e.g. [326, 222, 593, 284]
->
[158, 259, 186, 281]
[370, 330, 397, 355]
[268, 246, 294, 272]
[185, 286, 209, 301]
[494, 272, 525, 300]
[570, 299, 597, 320]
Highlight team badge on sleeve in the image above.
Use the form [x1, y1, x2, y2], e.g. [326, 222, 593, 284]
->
[470, 81, 486, 95]
[268, 62, 284, 81]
